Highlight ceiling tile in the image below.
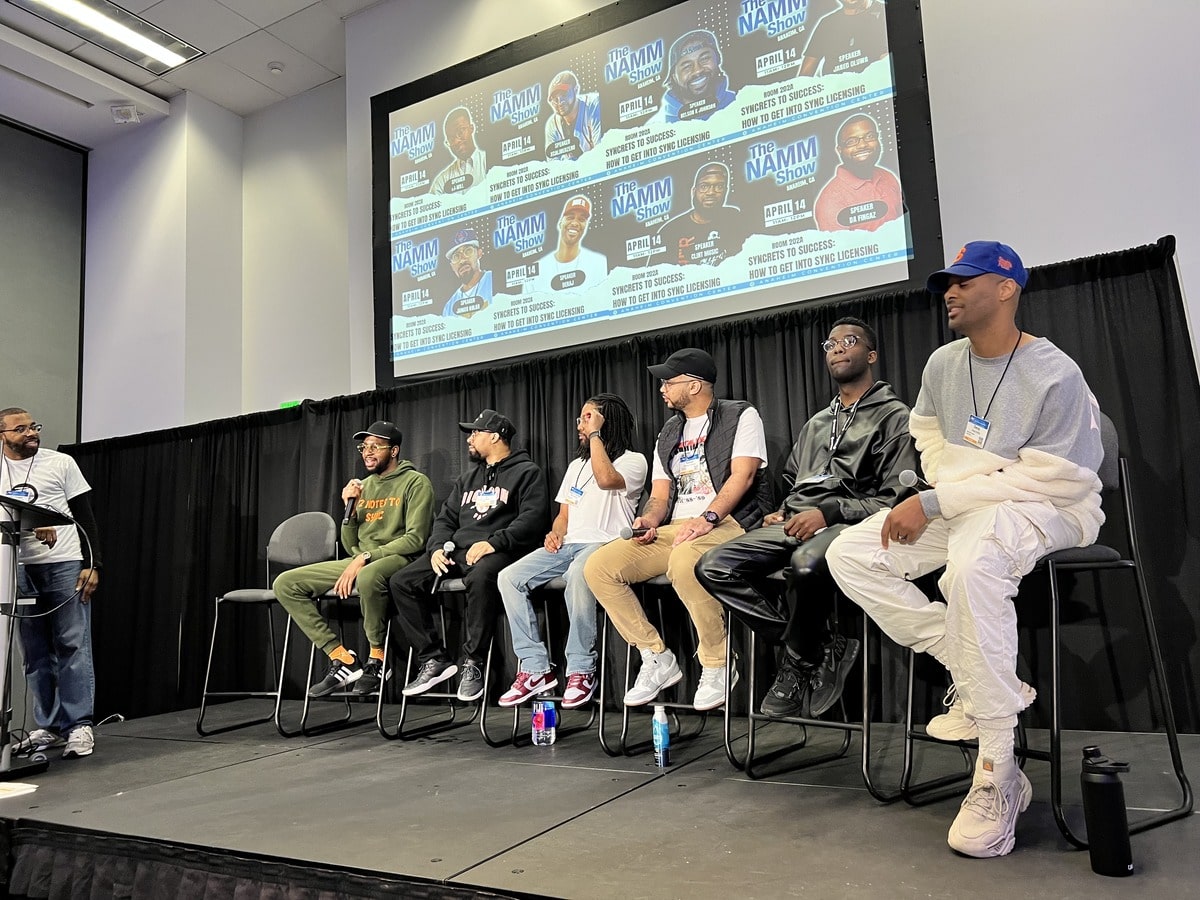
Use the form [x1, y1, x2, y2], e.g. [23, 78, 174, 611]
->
[71, 43, 160, 87]
[161, 55, 286, 116]
[139, 0, 256, 53]
[268, 2, 344, 75]
[322, 0, 385, 18]
[215, 0, 319, 29]
[0, 5, 85, 53]
[211, 29, 338, 96]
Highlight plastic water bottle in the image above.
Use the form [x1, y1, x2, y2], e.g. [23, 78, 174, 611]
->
[532, 698, 557, 746]
[652, 705, 670, 767]
[1080, 745, 1134, 876]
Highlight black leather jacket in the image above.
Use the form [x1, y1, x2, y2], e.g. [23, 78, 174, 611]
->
[779, 381, 919, 525]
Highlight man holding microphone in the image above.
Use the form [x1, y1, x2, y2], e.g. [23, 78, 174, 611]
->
[273, 420, 434, 697]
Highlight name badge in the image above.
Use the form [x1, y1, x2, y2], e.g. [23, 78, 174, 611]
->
[474, 487, 499, 513]
[963, 414, 990, 449]
[565, 485, 585, 506]
[5, 486, 34, 503]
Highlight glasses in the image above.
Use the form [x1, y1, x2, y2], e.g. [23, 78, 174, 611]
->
[356, 442, 391, 454]
[0, 423, 42, 435]
[821, 335, 872, 353]
[659, 377, 699, 388]
[839, 131, 879, 149]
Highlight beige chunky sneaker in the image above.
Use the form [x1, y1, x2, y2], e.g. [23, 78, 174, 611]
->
[947, 759, 1032, 858]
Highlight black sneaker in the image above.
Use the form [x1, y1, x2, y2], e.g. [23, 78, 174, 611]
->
[808, 635, 861, 717]
[401, 657, 458, 696]
[456, 660, 485, 702]
[354, 658, 389, 695]
[760, 655, 814, 718]
[310, 651, 363, 697]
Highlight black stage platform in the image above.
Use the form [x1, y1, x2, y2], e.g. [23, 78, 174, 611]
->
[1, 700, 1196, 899]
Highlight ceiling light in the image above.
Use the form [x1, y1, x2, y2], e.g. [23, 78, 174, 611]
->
[6, 0, 203, 75]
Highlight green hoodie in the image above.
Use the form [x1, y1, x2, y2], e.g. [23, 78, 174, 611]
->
[340, 460, 435, 560]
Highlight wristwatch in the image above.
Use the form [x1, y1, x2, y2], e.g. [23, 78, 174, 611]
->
[588, 430, 602, 440]
[702, 510, 720, 525]
[361, 551, 372, 563]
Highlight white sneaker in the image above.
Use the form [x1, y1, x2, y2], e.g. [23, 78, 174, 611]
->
[947, 760, 1032, 858]
[624, 648, 682, 706]
[693, 665, 739, 711]
[63, 725, 95, 759]
[13, 728, 64, 756]
[926, 682, 1037, 742]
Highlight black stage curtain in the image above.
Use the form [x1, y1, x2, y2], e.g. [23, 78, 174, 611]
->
[62, 237, 1200, 730]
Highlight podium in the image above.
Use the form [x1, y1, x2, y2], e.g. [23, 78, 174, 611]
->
[1, 494, 72, 778]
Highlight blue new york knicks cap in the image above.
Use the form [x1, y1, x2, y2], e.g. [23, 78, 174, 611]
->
[927, 241, 1028, 293]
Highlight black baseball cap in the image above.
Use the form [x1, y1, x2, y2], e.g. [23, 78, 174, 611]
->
[647, 348, 717, 384]
[353, 420, 403, 446]
[458, 408, 516, 441]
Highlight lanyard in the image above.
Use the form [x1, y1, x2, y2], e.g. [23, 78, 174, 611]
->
[673, 416, 711, 459]
[2, 453, 36, 493]
[571, 460, 596, 493]
[968, 332, 1022, 421]
[827, 383, 875, 455]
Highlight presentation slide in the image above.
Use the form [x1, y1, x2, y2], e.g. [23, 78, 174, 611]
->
[380, 0, 912, 379]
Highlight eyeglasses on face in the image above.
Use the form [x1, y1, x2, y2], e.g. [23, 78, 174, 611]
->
[821, 335, 871, 353]
[659, 377, 699, 388]
[0, 423, 42, 435]
[357, 442, 391, 454]
[839, 131, 879, 149]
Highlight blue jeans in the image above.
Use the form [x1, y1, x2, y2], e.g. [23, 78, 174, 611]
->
[16, 561, 94, 734]
[497, 543, 602, 675]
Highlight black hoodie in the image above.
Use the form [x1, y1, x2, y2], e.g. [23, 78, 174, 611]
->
[427, 448, 548, 555]
[779, 381, 919, 525]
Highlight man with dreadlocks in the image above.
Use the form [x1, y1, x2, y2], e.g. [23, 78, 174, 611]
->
[497, 394, 647, 709]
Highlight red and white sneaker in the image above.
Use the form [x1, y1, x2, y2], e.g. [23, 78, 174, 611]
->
[561, 672, 597, 708]
[499, 670, 557, 707]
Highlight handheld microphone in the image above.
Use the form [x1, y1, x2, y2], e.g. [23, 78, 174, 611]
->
[899, 469, 933, 490]
[432, 541, 456, 593]
[343, 479, 363, 524]
[619, 526, 651, 539]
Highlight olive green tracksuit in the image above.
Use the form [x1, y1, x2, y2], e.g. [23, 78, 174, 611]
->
[273, 461, 434, 653]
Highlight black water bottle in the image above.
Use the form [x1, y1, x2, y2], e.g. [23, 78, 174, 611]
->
[1080, 745, 1134, 877]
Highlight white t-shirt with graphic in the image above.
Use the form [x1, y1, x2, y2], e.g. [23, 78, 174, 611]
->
[2, 448, 90, 564]
[556, 450, 648, 543]
[652, 407, 768, 522]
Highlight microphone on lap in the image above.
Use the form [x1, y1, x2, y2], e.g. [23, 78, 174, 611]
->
[899, 469, 933, 491]
[619, 525, 651, 539]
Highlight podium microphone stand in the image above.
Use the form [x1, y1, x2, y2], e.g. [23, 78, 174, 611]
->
[1, 494, 71, 779]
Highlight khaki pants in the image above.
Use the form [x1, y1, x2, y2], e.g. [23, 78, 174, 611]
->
[583, 518, 744, 667]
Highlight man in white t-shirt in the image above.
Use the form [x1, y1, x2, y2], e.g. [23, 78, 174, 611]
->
[1, 408, 101, 760]
[497, 394, 647, 709]
[584, 349, 772, 710]
[529, 195, 608, 295]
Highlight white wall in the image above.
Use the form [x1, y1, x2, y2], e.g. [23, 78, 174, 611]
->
[921, 0, 1199, 338]
[241, 79, 348, 414]
[83, 105, 188, 439]
[183, 93, 243, 425]
[83, 93, 243, 440]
